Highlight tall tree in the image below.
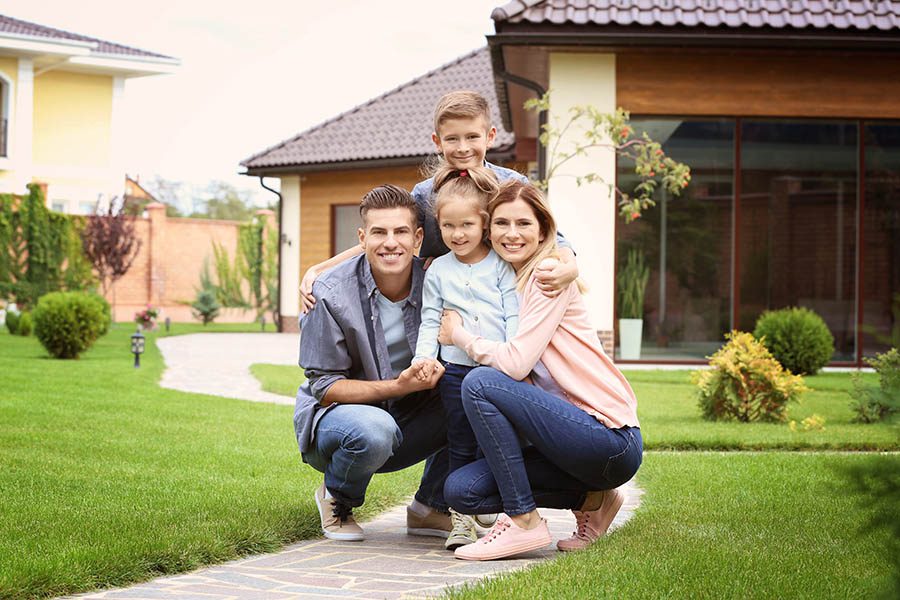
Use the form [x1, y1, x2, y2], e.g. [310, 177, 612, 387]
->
[81, 198, 142, 316]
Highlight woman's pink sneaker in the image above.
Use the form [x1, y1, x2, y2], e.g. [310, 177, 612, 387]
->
[454, 514, 552, 561]
[557, 487, 625, 552]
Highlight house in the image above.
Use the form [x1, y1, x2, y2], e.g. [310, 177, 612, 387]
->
[242, 48, 526, 333]
[244, 1, 899, 366]
[0, 14, 178, 214]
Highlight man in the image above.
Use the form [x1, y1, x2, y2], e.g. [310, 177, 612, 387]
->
[294, 184, 451, 541]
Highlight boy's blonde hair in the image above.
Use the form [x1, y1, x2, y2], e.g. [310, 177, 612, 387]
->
[431, 165, 499, 227]
[433, 90, 492, 133]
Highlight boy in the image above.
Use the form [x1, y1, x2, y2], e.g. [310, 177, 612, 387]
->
[299, 90, 579, 312]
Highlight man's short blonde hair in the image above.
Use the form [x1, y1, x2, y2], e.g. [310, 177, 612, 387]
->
[433, 90, 492, 133]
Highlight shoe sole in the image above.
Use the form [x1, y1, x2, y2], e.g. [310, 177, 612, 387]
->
[407, 527, 450, 538]
[455, 531, 552, 560]
[314, 487, 364, 542]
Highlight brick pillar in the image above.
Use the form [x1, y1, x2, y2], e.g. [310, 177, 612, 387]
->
[146, 202, 166, 309]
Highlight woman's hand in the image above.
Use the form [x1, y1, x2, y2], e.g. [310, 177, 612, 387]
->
[299, 266, 319, 313]
[438, 310, 462, 345]
[534, 249, 579, 298]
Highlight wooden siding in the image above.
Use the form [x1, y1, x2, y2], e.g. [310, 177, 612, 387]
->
[617, 51, 900, 119]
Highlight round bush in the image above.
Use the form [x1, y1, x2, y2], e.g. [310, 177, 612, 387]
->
[753, 307, 834, 375]
[33, 292, 110, 359]
[17, 311, 33, 336]
[86, 293, 112, 336]
[5, 310, 20, 334]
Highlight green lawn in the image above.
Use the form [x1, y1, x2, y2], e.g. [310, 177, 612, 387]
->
[0, 328, 420, 600]
[447, 452, 898, 600]
[248, 365, 898, 451]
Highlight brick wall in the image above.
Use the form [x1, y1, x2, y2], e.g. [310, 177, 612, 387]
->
[109, 203, 270, 324]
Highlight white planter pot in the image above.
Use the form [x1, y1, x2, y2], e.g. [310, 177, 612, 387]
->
[619, 318, 643, 360]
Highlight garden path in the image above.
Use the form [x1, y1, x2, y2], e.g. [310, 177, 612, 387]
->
[114, 332, 646, 599]
[156, 332, 298, 405]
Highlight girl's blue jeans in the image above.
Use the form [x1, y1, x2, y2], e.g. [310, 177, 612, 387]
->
[444, 366, 642, 517]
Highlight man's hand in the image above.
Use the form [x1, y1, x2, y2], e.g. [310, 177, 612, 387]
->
[534, 251, 579, 298]
[438, 309, 462, 345]
[397, 360, 444, 394]
[300, 266, 319, 313]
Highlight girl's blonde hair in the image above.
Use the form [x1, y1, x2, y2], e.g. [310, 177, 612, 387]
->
[431, 164, 499, 229]
[488, 180, 585, 293]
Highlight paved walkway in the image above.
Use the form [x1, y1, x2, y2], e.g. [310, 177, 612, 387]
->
[95, 333, 645, 599]
[156, 333, 299, 405]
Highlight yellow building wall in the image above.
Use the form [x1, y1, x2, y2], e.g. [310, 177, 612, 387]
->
[0, 56, 18, 185]
[33, 70, 113, 169]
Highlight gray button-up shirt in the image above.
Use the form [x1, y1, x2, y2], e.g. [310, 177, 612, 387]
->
[293, 254, 425, 453]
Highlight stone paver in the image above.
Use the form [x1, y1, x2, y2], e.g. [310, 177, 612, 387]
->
[75, 481, 642, 600]
[91, 332, 646, 599]
[156, 333, 298, 405]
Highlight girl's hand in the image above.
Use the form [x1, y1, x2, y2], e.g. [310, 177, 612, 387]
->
[438, 310, 462, 345]
[534, 252, 579, 298]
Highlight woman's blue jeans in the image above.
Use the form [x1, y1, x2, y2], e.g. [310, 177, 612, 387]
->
[444, 367, 642, 517]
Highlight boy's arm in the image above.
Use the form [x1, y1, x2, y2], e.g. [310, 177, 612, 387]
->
[535, 246, 579, 298]
[413, 267, 443, 362]
[299, 246, 364, 313]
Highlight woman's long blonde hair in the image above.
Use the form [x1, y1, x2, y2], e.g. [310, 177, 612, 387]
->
[488, 180, 585, 293]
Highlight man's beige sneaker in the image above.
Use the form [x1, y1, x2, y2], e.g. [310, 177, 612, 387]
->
[406, 503, 452, 538]
[445, 509, 478, 550]
[556, 487, 625, 552]
[314, 484, 364, 541]
[474, 513, 498, 528]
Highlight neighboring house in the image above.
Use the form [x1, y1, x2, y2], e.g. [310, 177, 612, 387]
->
[245, 1, 899, 366]
[242, 47, 527, 333]
[0, 14, 178, 214]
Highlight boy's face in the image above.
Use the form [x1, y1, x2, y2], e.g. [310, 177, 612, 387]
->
[432, 115, 496, 170]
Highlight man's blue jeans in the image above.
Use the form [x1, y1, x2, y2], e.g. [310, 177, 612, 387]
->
[444, 367, 642, 517]
[303, 389, 450, 511]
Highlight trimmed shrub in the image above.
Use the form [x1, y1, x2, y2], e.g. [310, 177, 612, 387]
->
[16, 311, 32, 336]
[693, 331, 808, 422]
[753, 307, 834, 375]
[86, 293, 112, 336]
[850, 348, 900, 423]
[192, 288, 220, 325]
[5, 309, 19, 334]
[33, 292, 110, 359]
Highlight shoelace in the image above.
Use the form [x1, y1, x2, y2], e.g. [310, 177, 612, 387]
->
[450, 511, 470, 530]
[571, 510, 592, 540]
[482, 517, 511, 543]
[332, 502, 353, 524]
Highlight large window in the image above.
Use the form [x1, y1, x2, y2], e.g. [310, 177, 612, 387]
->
[332, 205, 362, 255]
[616, 118, 900, 364]
[863, 124, 900, 356]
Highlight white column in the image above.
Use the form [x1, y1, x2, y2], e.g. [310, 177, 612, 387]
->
[109, 76, 126, 198]
[280, 175, 301, 323]
[14, 57, 34, 194]
[547, 53, 617, 331]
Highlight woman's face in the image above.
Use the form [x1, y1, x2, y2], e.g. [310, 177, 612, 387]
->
[489, 198, 544, 271]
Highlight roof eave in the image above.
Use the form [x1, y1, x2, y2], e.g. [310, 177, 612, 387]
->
[241, 147, 518, 178]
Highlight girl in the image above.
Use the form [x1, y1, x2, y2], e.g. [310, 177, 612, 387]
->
[413, 165, 519, 551]
[438, 180, 642, 561]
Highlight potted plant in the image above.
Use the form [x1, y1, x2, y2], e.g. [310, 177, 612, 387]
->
[617, 249, 650, 360]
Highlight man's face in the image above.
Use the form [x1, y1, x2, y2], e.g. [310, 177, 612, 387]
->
[432, 115, 496, 170]
[358, 207, 423, 278]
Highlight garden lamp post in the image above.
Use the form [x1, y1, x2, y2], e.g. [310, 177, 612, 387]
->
[131, 329, 145, 368]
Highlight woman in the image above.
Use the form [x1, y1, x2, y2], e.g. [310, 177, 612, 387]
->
[437, 180, 642, 561]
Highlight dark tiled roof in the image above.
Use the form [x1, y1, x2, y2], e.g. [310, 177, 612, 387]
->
[0, 14, 174, 59]
[492, 0, 900, 31]
[242, 47, 516, 171]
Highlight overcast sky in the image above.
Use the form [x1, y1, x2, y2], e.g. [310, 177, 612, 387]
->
[4, 0, 503, 205]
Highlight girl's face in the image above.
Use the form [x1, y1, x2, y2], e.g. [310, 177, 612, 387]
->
[490, 198, 544, 271]
[438, 195, 489, 264]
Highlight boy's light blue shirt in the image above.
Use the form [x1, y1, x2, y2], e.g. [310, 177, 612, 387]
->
[414, 248, 518, 367]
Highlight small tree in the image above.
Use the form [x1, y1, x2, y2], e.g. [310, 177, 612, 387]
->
[191, 288, 220, 325]
[526, 93, 691, 223]
[81, 197, 142, 318]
